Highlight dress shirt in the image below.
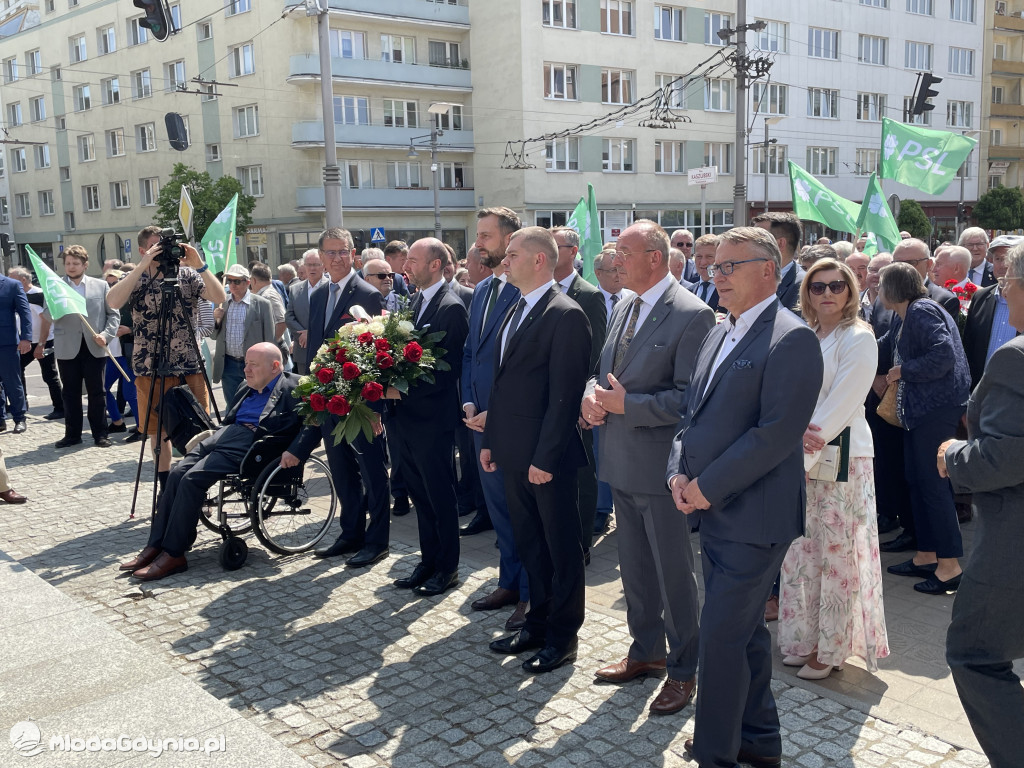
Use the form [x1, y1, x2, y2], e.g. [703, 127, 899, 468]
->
[968, 264, 985, 285]
[305, 275, 328, 301]
[414, 279, 444, 323]
[500, 281, 555, 361]
[557, 272, 577, 294]
[695, 279, 715, 304]
[234, 374, 281, 425]
[599, 287, 633, 320]
[69, 278, 87, 298]
[225, 290, 253, 358]
[779, 260, 795, 284]
[703, 293, 778, 397]
[627, 272, 675, 335]
[987, 289, 1019, 364]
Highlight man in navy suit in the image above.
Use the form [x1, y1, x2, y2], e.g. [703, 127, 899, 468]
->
[689, 233, 721, 312]
[0, 272, 32, 433]
[667, 226, 823, 768]
[752, 211, 804, 311]
[959, 227, 997, 288]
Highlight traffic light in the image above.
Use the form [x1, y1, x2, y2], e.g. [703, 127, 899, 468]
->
[911, 73, 942, 116]
[132, 0, 174, 42]
[0, 233, 11, 260]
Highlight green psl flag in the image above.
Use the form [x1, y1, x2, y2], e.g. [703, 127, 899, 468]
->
[201, 193, 239, 275]
[880, 117, 977, 195]
[856, 174, 901, 252]
[26, 245, 87, 321]
[788, 162, 860, 235]
[861, 232, 879, 257]
[566, 183, 600, 285]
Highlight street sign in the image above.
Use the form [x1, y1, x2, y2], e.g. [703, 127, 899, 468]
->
[370, 227, 386, 242]
[124, 238, 131, 255]
[687, 166, 719, 186]
[610, 228, 621, 237]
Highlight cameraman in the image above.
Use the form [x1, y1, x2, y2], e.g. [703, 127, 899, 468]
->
[106, 226, 226, 487]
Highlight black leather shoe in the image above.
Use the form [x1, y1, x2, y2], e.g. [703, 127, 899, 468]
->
[489, 630, 546, 655]
[12, 421, 26, 434]
[108, 421, 128, 433]
[914, 573, 962, 595]
[523, 643, 578, 674]
[460, 512, 493, 536]
[394, 563, 432, 589]
[887, 559, 937, 578]
[346, 545, 389, 569]
[880, 532, 917, 552]
[125, 430, 146, 443]
[94, 438, 113, 448]
[55, 436, 82, 448]
[0, 419, 7, 432]
[44, 410, 65, 421]
[413, 570, 458, 596]
[391, 495, 410, 517]
[683, 740, 780, 768]
[314, 536, 361, 558]
[877, 516, 900, 534]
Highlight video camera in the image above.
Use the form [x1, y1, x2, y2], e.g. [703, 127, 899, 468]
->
[155, 228, 188, 276]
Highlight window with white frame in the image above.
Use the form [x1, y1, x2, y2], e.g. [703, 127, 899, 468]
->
[56, 116, 66, 130]
[381, 34, 415, 63]
[808, 88, 839, 118]
[197, 19, 213, 41]
[949, 47, 974, 75]
[69, 35, 86, 63]
[51, 65, 60, 81]
[704, 142, 733, 173]
[543, 0, 577, 28]
[861, 0, 887, 6]
[33, 144, 50, 168]
[11, 148, 26, 172]
[0, 197, 7, 224]
[39, 190, 55, 216]
[101, 77, 120, 105]
[907, 0, 933, 14]
[601, 0, 633, 35]
[655, 5, 684, 41]
[6, 103, 21, 126]
[205, 144, 221, 162]
[904, 96, 932, 125]
[991, 128, 1003, 145]
[994, 43, 1006, 60]
[235, 105, 259, 137]
[993, 86, 1004, 103]
[858, 34, 887, 65]
[947, 100, 972, 127]
[227, 0, 251, 15]
[330, 30, 365, 59]
[602, 68, 634, 104]
[83, 184, 100, 211]
[229, 43, 255, 77]
[428, 40, 461, 68]
[237, 165, 264, 197]
[127, 17, 148, 46]
[705, 12, 732, 45]
[855, 148, 881, 175]
[59, 165, 70, 181]
[132, 69, 152, 99]
[751, 143, 787, 175]
[535, 210, 572, 229]
[64, 211, 75, 230]
[344, 160, 373, 189]
[656, 73, 687, 108]
[383, 99, 417, 127]
[808, 28, 839, 59]
[3, 57, 17, 83]
[26, 50, 41, 75]
[15, 193, 30, 218]
[545, 137, 579, 171]
[136, 123, 156, 152]
[78, 134, 94, 162]
[386, 161, 422, 188]
[170, 4, 181, 29]
[754, 20, 788, 52]
[905, 41, 932, 69]
[544, 63, 577, 100]
[110, 181, 130, 209]
[602, 138, 635, 172]
[857, 92, 886, 121]
[752, 82, 787, 115]
[97, 25, 116, 55]
[988, 174, 1003, 191]
[106, 129, 125, 157]
[165, 60, 185, 91]
[73, 85, 91, 111]
[437, 162, 465, 188]
[333, 96, 369, 125]
[655, 140, 686, 174]
[950, 0, 975, 22]
[0, 154, 4, 177]
[806, 147, 837, 176]
[433, 104, 463, 130]
[705, 78, 733, 111]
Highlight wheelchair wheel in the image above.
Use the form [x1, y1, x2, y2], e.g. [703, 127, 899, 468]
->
[219, 537, 248, 570]
[200, 477, 254, 537]
[249, 456, 337, 555]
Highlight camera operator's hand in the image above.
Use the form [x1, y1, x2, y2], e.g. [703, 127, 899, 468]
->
[139, 241, 161, 270]
[180, 243, 203, 270]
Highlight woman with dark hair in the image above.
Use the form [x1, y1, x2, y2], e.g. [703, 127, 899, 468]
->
[877, 262, 970, 594]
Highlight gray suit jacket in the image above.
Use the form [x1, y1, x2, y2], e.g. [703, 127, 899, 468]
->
[211, 292, 275, 383]
[588, 280, 715, 493]
[286, 279, 317, 373]
[47, 275, 119, 359]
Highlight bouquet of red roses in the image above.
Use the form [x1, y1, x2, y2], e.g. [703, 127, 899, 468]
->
[294, 305, 449, 445]
[944, 278, 979, 336]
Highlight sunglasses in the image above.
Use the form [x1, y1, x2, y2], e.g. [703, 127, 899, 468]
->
[808, 280, 849, 296]
[367, 272, 394, 280]
[225, 277, 247, 285]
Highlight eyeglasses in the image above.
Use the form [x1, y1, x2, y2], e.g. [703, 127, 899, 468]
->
[225, 277, 247, 285]
[706, 258, 767, 278]
[998, 276, 1021, 291]
[595, 267, 618, 273]
[897, 257, 931, 266]
[367, 272, 394, 280]
[556, 244, 575, 250]
[808, 280, 849, 296]
[321, 249, 350, 259]
[614, 248, 658, 259]
[964, 241, 987, 248]
[673, 241, 693, 248]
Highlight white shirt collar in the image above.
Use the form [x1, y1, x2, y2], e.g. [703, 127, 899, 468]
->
[636, 272, 675, 309]
[780, 260, 795, 279]
[416, 278, 444, 309]
[557, 272, 576, 292]
[328, 270, 355, 294]
[727, 293, 777, 333]
[522, 280, 557, 309]
[229, 289, 253, 306]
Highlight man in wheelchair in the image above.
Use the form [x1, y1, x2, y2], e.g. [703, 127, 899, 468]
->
[120, 343, 305, 581]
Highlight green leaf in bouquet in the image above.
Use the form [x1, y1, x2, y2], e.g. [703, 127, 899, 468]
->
[392, 377, 410, 394]
[330, 419, 346, 445]
[424, 331, 447, 344]
[343, 413, 364, 444]
[421, 372, 436, 385]
[435, 360, 451, 372]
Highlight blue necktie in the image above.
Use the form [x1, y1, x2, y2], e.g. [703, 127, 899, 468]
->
[324, 282, 340, 331]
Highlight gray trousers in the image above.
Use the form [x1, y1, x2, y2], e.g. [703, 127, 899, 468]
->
[612, 487, 699, 681]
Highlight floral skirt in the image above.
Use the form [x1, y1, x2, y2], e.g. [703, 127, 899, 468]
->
[778, 457, 890, 671]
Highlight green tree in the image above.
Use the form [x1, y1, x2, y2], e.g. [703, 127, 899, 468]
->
[154, 163, 256, 240]
[972, 186, 1024, 231]
[896, 199, 931, 241]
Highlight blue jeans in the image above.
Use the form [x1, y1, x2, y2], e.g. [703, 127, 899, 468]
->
[105, 356, 138, 425]
[221, 357, 245, 407]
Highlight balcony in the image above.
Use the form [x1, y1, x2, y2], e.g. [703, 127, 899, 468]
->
[994, 7, 1024, 32]
[297, 185, 476, 212]
[988, 145, 1024, 161]
[991, 102, 1024, 119]
[288, 53, 472, 91]
[328, 0, 469, 28]
[291, 121, 474, 151]
[992, 59, 1024, 76]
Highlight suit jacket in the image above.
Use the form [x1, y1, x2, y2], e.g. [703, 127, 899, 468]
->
[588, 280, 715, 493]
[223, 371, 305, 448]
[285, 279, 321, 373]
[689, 279, 721, 313]
[776, 263, 805, 312]
[666, 300, 823, 545]
[565, 273, 607, 374]
[450, 280, 474, 309]
[682, 259, 699, 284]
[483, 285, 592, 473]
[969, 259, 996, 289]
[305, 273, 384, 369]
[46, 275, 119, 359]
[461, 275, 520, 411]
[926, 279, 961, 318]
[393, 272, 410, 297]
[212, 292, 275, 383]
[0, 276, 32, 347]
[962, 284, 1001, 389]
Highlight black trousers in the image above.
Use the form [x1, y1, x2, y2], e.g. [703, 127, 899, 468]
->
[20, 341, 63, 411]
[321, 425, 391, 548]
[57, 339, 107, 441]
[866, 391, 914, 535]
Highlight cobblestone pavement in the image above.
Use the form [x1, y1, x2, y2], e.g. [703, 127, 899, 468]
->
[0, 404, 993, 767]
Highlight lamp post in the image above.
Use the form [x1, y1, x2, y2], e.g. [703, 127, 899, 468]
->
[407, 103, 454, 240]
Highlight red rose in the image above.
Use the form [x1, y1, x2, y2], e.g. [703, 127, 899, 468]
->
[310, 393, 327, 411]
[342, 362, 361, 380]
[335, 348, 348, 363]
[361, 382, 384, 402]
[376, 351, 394, 369]
[375, 338, 391, 352]
[316, 367, 334, 384]
[327, 395, 351, 416]
[357, 331, 374, 345]
[403, 341, 423, 363]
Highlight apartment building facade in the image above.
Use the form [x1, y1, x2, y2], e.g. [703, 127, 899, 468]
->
[983, 0, 1024, 197]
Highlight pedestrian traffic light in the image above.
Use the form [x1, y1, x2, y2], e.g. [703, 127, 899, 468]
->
[0, 233, 10, 259]
[911, 73, 942, 116]
[132, 0, 174, 42]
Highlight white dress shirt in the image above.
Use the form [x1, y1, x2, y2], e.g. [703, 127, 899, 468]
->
[629, 272, 675, 333]
[501, 281, 555, 362]
[599, 286, 635, 320]
[703, 293, 778, 396]
[415, 279, 444, 323]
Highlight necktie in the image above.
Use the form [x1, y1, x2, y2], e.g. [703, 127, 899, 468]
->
[411, 292, 424, 323]
[613, 297, 644, 369]
[481, 278, 501, 329]
[700, 281, 711, 301]
[970, 267, 978, 284]
[501, 298, 528, 359]
[610, 293, 620, 316]
[324, 282, 340, 331]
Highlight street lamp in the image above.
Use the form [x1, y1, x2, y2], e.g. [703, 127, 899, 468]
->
[407, 102, 454, 240]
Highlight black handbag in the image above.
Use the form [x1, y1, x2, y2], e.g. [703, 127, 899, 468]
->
[159, 384, 216, 454]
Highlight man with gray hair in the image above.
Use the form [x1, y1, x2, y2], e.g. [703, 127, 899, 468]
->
[932, 245, 972, 290]
[891, 238, 960, 318]
[668, 249, 695, 289]
[988, 235, 1023, 282]
[286, 249, 327, 374]
[669, 229, 699, 282]
[959, 227, 996, 287]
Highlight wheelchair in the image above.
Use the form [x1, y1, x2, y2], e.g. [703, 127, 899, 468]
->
[198, 432, 338, 570]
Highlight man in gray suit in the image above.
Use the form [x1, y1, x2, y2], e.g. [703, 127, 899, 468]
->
[285, 249, 326, 374]
[582, 220, 715, 715]
[667, 227, 822, 768]
[212, 264, 274, 403]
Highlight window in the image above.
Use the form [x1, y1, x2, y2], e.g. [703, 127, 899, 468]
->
[808, 88, 839, 119]
[333, 96, 369, 125]
[855, 148, 881, 176]
[56, 116, 66, 131]
[435, 162, 465, 189]
[752, 82, 787, 115]
[0, 197, 6, 224]
[808, 28, 839, 59]
[106, 129, 125, 157]
[705, 13, 732, 45]
[110, 181, 130, 209]
[545, 137, 579, 171]
[132, 69, 152, 99]
[65, 211, 76, 231]
[905, 41, 932, 70]
[995, 43, 1006, 60]
[544, 63, 577, 100]
[656, 73, 687, 108]
[602, 69, 634, 105]
[433, 104, 463, 130]
[988, 174, 1003, 191]
[69, 35, 86, 63]
[386, 161, 422, 188]
[198, 19, 213, 41]
[947, 100, 972, 127]
[904, 96, 932, 125]
[34, 145, 50, 169]
[535, 210, 571, 228]
[3, 57, 17, 83]
[330, 30, 365, 59]
[136, 123, 156, 152]
[127, 17, 148, 46]
[6, 103, 21, 127]
[39, 190, 55, 217]
[705, 78, 733, 111]
[344, 160, 373, 189]
[383, 99, 417, 127]
[0, 154, 4, 177]
[861, 0, 887, 6]
[950, 0, 975, 22]
[704, 142, 733, 173]
[380, 34, 415, 63]
[206, 144, 221, 162]
[428, 40, 461, 68]
[602, 138, 634, 172]
[601, 0, 633, 35]
[60, 166, 70, 181]
[170, 4, 181, 29]
[235, 105, 259, 137]
[83, 184, 100, 211]
[237, 165, 264, 197]
[949, 47, 974, 75]
[165, 60, 185, 92]
[78, 134, 95, 162]
[101, 77, 120, 105]
[991, 129, 1003, 146]
[131, 177, 157, 208]
[200, 82, 217, 101]
[858, 35, 887, 65]
[11, 148, 26, 173]
[543, 0, 577, 29]
[807, 147, 837, 176]
[993, 86, 1004, 104]
[73, 85, 91, 111]
[51, 65, 61, 81]
[26, 50, 41, 75]
[15, 193, 30, 218]
[754, 20, 788, 53]
[98, 25, 116, 55]
[857, 92, 886, 121]
[655, 6, 684, 41]
[907, 0, 933, 13]
[24, 97, 42, 125]
[655, 140, 686, 174]
[227, 0, 251, 15]
[752, 143, 787, 175]
[229, 43, 254, 77]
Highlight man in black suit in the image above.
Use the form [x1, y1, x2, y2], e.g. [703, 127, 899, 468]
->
[960, 227, 997, 288]
[483, 227, 592, 674]
[752, 211, 804, 311]
[390, 238, 470, 597]
[962, 282, 1019, 390]
[690, 233, 721, 312]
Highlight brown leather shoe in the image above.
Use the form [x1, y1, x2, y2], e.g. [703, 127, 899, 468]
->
[0, 488, 27, 503]
[683, 738, 781, 768]
[131, 552, 187, 581]
[594, 656, 667, 684]
[649, 677, 695, 715]
[505, 601, 528, 631]
[119, 546, 161, 571]
[471, 586, 519, 611]
[765, 594, 779, 622]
